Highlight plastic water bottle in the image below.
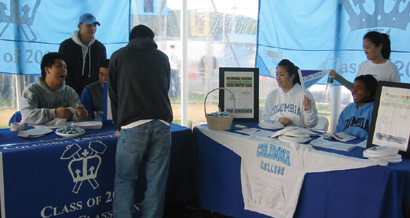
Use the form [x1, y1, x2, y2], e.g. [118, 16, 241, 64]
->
[325, 76, 334, 102]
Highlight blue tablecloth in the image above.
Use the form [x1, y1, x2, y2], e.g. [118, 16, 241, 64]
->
[0, 122, 194, 218]
[193, 123, 410, 218]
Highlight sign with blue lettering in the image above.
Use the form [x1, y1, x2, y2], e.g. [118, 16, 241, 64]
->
[256, 0, 410, 84]
[368, 81, 410, 153]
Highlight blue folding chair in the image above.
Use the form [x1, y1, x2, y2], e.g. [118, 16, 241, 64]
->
[8, 111, 22, 125]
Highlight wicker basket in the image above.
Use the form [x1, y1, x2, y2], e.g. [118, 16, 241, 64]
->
[204, 88, 236, 131]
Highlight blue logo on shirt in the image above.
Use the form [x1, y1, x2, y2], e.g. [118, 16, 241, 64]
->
[257, 143, 291, 166]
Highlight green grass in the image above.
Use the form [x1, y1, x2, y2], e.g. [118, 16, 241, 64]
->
[316, 104, 331, 114]
[259, 99, 266, 108]
[170, 93, 222, 104]
[170, 93, 207, 103]
[172, 120, 181, 125]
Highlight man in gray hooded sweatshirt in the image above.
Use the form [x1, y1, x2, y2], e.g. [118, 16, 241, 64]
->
[59, 13, 106, 96]
[20, 52, 88, 125]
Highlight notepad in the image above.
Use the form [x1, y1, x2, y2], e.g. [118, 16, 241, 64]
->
[332, 132, 357, 142]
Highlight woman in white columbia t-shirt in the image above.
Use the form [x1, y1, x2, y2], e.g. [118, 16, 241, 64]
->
[330, 31, 400, 90]
[262, 59, 318, 128]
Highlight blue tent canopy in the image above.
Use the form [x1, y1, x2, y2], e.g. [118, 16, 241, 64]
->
[0, 0, 130, 75]
[256, 0, 410, 85]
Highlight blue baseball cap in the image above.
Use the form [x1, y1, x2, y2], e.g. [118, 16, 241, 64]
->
[79, 13, 100, 25]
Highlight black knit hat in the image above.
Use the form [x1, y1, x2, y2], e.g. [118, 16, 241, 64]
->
[129, 25, 155, 41]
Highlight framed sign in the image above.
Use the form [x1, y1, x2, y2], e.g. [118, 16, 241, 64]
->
[367, 81, 410, 155]
[219, 67, 259, 122]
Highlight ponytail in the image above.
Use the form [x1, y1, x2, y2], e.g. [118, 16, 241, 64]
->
[380, 33, 391, 59]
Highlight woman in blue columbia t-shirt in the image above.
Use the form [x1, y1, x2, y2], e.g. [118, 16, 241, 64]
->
[335, 74, 378, 139]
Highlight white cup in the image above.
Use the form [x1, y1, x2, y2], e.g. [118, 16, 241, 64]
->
[10, 122, 24, 131]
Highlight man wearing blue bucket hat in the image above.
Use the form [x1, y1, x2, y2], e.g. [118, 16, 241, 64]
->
[59, 13, 106, 97]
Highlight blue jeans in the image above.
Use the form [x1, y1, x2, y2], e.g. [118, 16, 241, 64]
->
[113, 120, 171, 218]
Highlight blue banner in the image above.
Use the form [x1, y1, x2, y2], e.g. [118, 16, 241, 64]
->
[0, 0, 130, 75]
[256, 0, 410, 85]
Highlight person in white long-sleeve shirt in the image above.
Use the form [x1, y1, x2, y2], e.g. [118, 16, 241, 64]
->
[262, 59, 318, 128]
[329, 31, 400, 90]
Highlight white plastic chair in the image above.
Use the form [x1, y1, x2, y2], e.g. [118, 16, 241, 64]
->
[312, 116, 329, 133]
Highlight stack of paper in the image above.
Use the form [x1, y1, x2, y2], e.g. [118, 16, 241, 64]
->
[17, 127, 54, 138]
[71, 121, 103, 129]
[236, 128, 274, 138]
[310, 137, 356, 151]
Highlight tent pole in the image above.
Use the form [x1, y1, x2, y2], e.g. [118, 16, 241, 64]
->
[330, 86, 341, 133]
[153, 0, 167, 32]
[180, 0, 188, 127]
[15, 74, 24, 111]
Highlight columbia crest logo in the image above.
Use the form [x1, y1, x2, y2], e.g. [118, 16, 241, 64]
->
[341, 0, 410, 30]
[61, 141, 107, 193]
[0, 0, 41, 41]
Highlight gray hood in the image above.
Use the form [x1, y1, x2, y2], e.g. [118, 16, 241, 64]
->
[71, 30, 96, 77]
[36, 76, 66, 93]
